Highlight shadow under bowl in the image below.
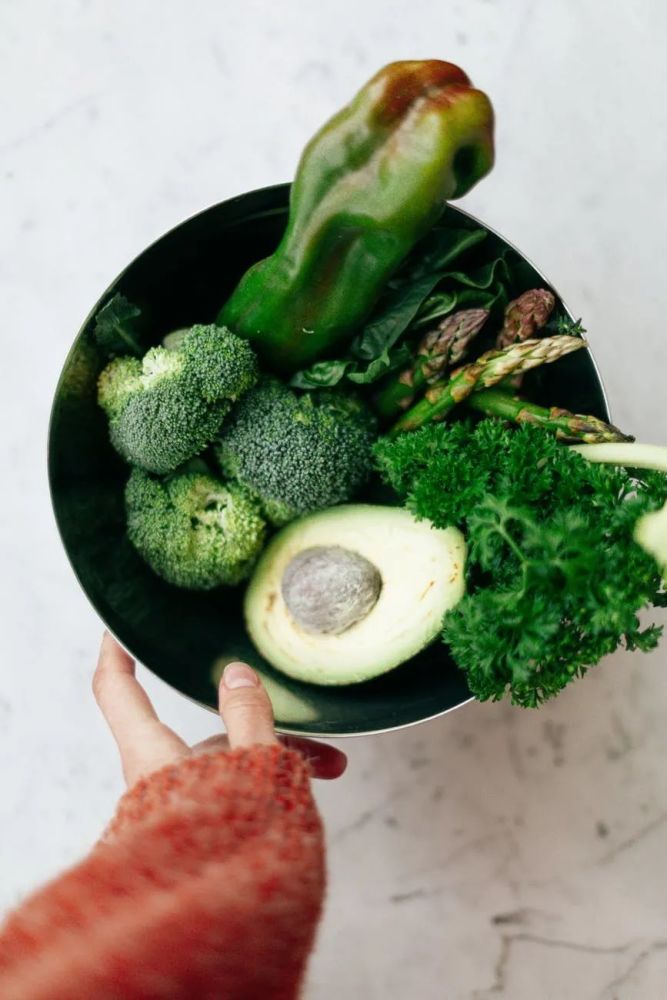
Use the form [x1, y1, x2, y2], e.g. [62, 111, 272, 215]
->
[48, 184, 610, 736]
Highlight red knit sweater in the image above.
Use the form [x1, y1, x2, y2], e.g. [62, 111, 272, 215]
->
[0, 745, 324, 999]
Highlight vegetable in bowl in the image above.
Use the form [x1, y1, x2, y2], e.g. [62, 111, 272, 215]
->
[125, 467, 266, 589]
[218, 60, 494, 371]
[375, 421, 667, 707]
[50, 57, 667, 732]
[98, 324, 257, 474]
[244, 504, 466, 685]
[214, 379, 377, 526]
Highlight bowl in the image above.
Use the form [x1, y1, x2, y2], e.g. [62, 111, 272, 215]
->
[48, 184, 610, 737]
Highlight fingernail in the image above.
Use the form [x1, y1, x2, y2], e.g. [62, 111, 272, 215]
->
[223, 662, 259, 689]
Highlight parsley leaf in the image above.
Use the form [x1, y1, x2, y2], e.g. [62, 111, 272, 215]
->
[375, 420, 667, 706]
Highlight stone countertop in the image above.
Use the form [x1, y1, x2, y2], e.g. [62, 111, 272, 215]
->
[1, 2, 666, 997]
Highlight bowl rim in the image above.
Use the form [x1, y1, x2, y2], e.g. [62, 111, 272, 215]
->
[48, 184, 612, 738]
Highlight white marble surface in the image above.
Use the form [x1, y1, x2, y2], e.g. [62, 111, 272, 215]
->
[1, 1, 667, 996]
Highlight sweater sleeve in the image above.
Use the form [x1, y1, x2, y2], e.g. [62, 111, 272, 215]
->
[0, 745, 325, 1000]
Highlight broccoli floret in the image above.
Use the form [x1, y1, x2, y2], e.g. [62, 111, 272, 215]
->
[97, 324, 258, 474]
[214, 379, 377, 525]
[125, 467, 267, 589]
[97, 355, 143, 413]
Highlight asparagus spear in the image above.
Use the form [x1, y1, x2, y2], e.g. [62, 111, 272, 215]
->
[467, 388, 633, 444]
[496, 288, 556, 391]
[374, 308, 489, 419]
[496, 289, 556, 348]
[388, 335, 585, 436]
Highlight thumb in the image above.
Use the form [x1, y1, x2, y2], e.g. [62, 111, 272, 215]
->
[218, 662, 277, 750]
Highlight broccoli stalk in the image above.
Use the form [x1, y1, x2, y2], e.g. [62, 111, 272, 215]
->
[125, 468, 267, 589]
[571, 442, 667, 581]
[571, 442, 667, 472]
[97, 324, 258, 474]
[214, 379, 377, 526]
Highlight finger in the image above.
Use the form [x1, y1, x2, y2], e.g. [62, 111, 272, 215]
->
[218, 662, 277, 750]
[93, 633, 187, 784]
[280, 735, 348, 780]
[93, 633, 158, 729]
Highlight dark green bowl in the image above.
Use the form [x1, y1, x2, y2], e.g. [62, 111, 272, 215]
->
[48, 184, 610, 736]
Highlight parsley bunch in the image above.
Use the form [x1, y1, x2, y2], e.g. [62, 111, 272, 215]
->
[375, 420, 667, 706]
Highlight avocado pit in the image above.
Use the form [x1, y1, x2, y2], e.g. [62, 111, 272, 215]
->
[281, 545, 382, 636]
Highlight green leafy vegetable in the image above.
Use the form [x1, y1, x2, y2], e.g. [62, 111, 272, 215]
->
[93, 293, 144, 358]
[410, 256, 512, 331]
[351, 272, 449, 362]
[375, 420, 667, 707]
[406, 225, 489, 280]
[290, 345, 411, 390]
[290, 359, 356, 390]
[347, 345, 412, 384]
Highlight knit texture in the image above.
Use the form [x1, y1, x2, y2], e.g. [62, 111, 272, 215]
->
[0, 745, 324, 999]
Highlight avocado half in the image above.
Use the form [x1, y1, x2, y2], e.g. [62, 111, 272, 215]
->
[244, 504, 466, 686]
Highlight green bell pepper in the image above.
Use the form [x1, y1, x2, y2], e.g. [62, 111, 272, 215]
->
[218, 59, 495, 372]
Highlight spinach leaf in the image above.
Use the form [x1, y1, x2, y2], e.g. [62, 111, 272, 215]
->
[290, 344, 411, 389]
[412, 256, 513, 330]
[290, 359, 356, 389]
[347, 344, 411, 384]
[406, 226, 488, 280]
[351, 271, 445, 362]
[93, 294, 144, 358]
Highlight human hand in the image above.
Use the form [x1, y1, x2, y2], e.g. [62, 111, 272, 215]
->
[93, 632, 347, 787]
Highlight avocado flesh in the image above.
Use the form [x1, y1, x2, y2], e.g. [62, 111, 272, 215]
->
[244, 504, 466, 686]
